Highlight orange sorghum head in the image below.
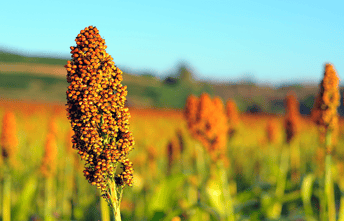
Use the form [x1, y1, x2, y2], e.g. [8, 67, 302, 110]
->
[184, 93, 228, 161]
[284, 92, 300, 144]
[41, 133, 58, 177]
[1, 111, 18, 164]
[311, 64, 340, 150]
[65, 26, 135, 194]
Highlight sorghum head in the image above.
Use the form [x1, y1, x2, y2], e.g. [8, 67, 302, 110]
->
[184, 93, 228, 160]
[284, 92, 300, 143]
[311, 63, 340, 133]
[311, 63, 340, 151]
[65, 26, 135, 194]
[1, 111, 18, 165]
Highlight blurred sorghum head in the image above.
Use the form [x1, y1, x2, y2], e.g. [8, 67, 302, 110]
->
[65, 26, 135, 194]
[284, 92, 300, 144]
[311, 63, 340, 150]
[1, 111, 18, 165]
[184, 93, 228, 160]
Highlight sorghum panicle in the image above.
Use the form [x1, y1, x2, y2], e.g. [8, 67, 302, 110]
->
[184, 93, 228, 160]
[65, 26, 135, 195]
[41, 133, 58, 177]
[1, 111, 18, 165]
[284, 92, 300, 144]
[311, 63, 340, 149]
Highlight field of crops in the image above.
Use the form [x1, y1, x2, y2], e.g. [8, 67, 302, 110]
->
[0, 91, 344, 221]
[0, 26, 342, 221]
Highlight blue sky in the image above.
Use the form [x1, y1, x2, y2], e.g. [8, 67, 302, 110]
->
[1, 0, 343, 84]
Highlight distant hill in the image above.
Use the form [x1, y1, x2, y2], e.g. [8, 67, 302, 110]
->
[1, 49, 343, 115]
[0, 50, 68, 66]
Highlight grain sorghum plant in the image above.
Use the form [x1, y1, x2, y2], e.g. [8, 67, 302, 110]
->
[311, 63, 340, 153]
[284, 92, 301, 184]
[311, 63, 340, 221]
[184, 93, 228, 161]
[1, 111, 18, 221]
[185, 94, 233, 220]
[65, 26, 134, 219]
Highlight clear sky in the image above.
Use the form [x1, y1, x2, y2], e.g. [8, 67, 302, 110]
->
[1, 0, 343, 84]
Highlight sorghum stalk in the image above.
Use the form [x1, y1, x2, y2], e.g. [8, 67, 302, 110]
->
[2, 172, 11, 221]
[41, 133, 58, 221]
[311, 63, 340, 221]
[185, 94, 233, 220]
[101, 195, 110, 221]
[267, 147, 289, 219]
[301, 174, 315, 219]
[284, 92, 301, 183]
[1, 111, 18, 221]
[65, 26, 135, 220]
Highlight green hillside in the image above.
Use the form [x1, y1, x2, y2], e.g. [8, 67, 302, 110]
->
[1, 49, 341, 115]
[0, 50, 212, 108]
[0, 50, 68, 66]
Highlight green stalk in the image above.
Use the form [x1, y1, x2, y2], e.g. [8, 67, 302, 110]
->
[319, 178, 327, 221]
[2, 172, 11, 221]
[290, 141, 300, 183]
[268, 146, 289, 219]
[339, 195, 344, 221]
[107, 180, 122, 221]
[44, 176, 54, 221]
[325, 132, 336, 221]
[101, 195, 110, 221]
[217, 161, 235, 221]
[62, 155, 72, 219]
[301, 174, 315, 220]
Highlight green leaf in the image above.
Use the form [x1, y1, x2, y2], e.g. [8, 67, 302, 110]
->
[12, 176, 38, 221]
[148, 174, 186, 217]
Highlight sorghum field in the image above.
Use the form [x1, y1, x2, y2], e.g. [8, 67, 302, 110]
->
[0, 26, 342, 221]
[1, 89, 344, 221]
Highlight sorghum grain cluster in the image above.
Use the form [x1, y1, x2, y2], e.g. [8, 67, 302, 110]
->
[65, 26, 135, 197]
[184, 93, 228, 160]
[311, 63, 340, 151]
